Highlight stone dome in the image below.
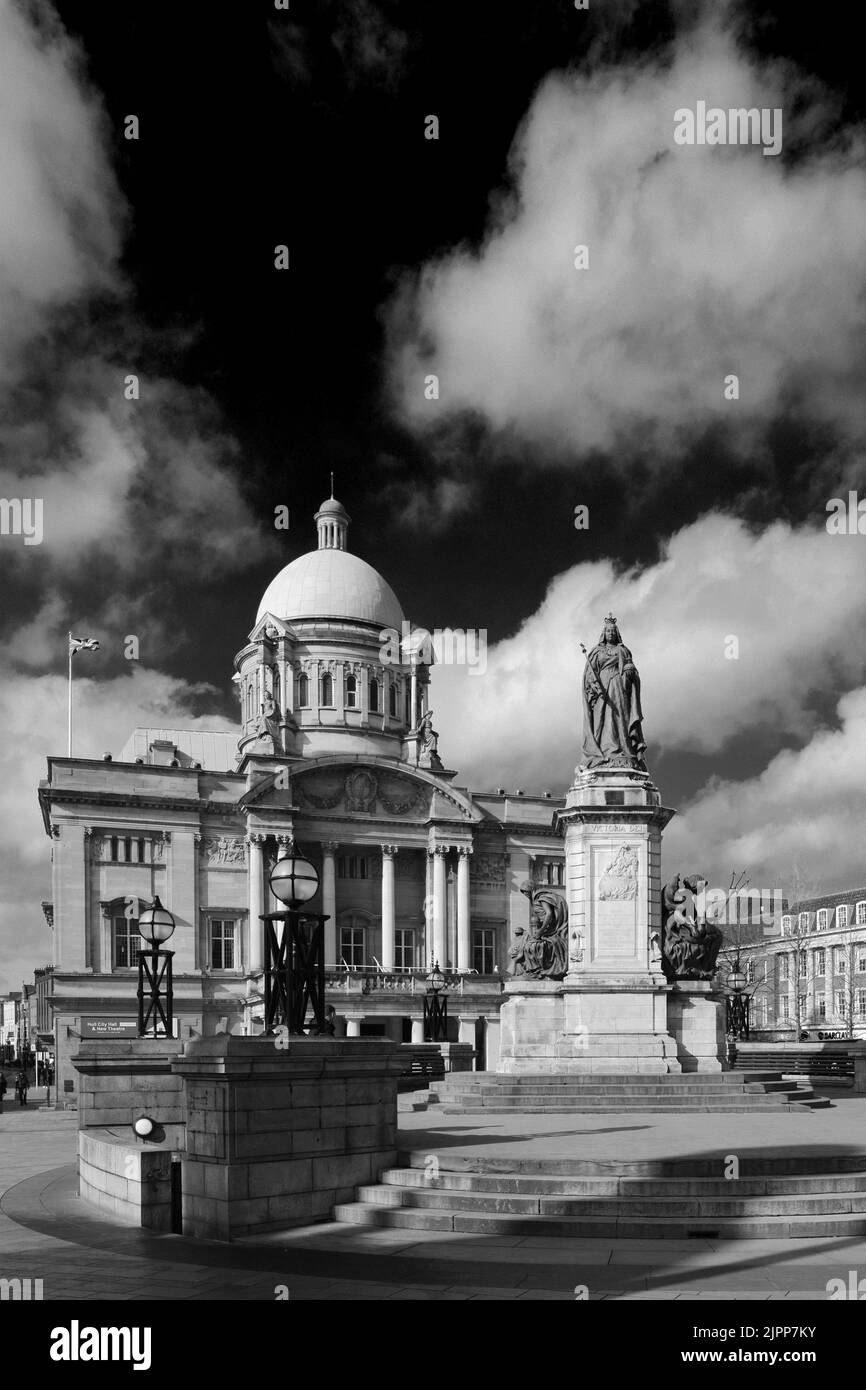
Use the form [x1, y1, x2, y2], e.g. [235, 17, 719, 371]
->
[257, 547, 404, 629]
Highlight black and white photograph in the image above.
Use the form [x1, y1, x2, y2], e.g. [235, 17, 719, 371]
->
[1, 0, 865, 1360]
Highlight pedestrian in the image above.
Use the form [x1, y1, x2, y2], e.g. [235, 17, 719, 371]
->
[14, 1071, 28, 1106]
[0, 1071, 6, 1110]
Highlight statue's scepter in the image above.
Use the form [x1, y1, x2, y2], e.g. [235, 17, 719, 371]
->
[579, 642, 614, 709]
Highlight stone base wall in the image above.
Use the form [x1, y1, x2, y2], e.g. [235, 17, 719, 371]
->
[72, 1039, 185, 1143]
[498, 982, 682, 1074]
[667, 982, 727, 1072]
[173, 1036, 402, 1241]
[79, 1130, 174, 1230]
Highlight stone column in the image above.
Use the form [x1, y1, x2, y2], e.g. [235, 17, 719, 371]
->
[410, 667, 418, 727]
[321, 842, 339, 965]
[380, 845, 398, 971]
[457, 847, 472, 972]
[411, 1019, 425, 1044]
[346, 1017, 363, 1037]
[432, 846, 448, 968]
[247, 835, 266, 974]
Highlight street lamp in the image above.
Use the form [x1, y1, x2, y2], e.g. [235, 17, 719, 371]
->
[137, 895, 176, 1038]
[262, 843, 328, 1036]
[423, 958, 448, 1042]
[725, 967, 750, 1041]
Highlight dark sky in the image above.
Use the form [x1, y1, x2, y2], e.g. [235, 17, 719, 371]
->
[48, 0, 865, 715]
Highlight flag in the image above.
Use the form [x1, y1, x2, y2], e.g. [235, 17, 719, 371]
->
[69, 635, 100, 655]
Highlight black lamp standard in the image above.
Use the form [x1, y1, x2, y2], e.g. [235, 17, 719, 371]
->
[725, 967, 750, 1041]
[263, 843, 328, 1035]
[137, 896, 176, 1038]
[423, 958, 448, 1042]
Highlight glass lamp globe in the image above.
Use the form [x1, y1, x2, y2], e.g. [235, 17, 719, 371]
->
[138, 895, 176, 946]
[427, 960, 445, 992]
[270, 848, 319, 908]
[727, 970, 747, 993]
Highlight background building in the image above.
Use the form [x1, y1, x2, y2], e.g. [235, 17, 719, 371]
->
[37, 498, 566, 1103]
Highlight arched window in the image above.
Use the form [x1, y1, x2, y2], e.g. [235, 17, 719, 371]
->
[321, 672, 334, 706]
[345, 673, 358, 709]
[369, 678, 380, 713]
[297, 672, 309, 707]
[388, 682, 397, 717]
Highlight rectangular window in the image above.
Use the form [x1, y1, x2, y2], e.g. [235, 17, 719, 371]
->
[816, 908, 828, 931]
[472, 928, 496, 974]
[110, 836, 119, 862]
[780, 995, 790, 1020]
[338, 856, 371, 880]
[815, 993, 826, 1019]
[858, 989, 866, 1018]
[836, 991, 846, 1018]
[837, 905, 849, 929]
[137, 838, 146, 864]
[746, 959, 754, 983]
[781, 915, 792, 936]
[340, 927, 365, 969]
[394, 929, 415, 971]
[798, 912, 809, 933]
[814, 948, 825, 976]
[858, 952, 866, 973]
[113, 916, 141, 969]
[857, 902, 866, 926]
[798, 951, 807, 978]
[836, 949, 848, 973]
[778, 955, 788, 981]
[211, 919, 237, 970]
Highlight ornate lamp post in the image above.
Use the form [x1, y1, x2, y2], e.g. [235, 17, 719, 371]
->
[423, 958, 448, 1042]
[137, 895, 176, 1038]
[725, 967, 750, 1041]
[263, 843, 328, 1035]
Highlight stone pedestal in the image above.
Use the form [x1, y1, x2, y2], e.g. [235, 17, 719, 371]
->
[499, 766, 681, 1074]
[667, 980, 727, 1072]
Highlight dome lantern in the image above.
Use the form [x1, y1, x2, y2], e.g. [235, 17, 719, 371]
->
[315, 480, 350, 552]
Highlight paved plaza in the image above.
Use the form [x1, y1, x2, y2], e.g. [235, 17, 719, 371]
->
[2, 1098, 865, 1301]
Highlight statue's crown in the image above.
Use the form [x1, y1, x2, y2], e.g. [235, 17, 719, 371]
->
[604, 612, 617, 625]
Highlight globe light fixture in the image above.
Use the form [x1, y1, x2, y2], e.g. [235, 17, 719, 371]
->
[727, 970, 747, 994]
[269, 846, 319, 909]
[133, 1115, 155, 1139]
[138, 895, 176, 946]
[426, 959, 446, 994]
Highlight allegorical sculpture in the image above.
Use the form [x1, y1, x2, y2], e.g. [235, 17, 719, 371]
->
[579, 614, 647, 771]
[661, 873, 724, 980]
[510, 881, 569, 980]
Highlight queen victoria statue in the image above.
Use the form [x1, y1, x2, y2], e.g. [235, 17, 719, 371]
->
[579, 614, 647, 771]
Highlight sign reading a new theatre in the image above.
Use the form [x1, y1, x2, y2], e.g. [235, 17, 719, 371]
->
[80, 1018, 139, 1039]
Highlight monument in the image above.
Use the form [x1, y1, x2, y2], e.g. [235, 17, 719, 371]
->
[498, 614, 726, 1073]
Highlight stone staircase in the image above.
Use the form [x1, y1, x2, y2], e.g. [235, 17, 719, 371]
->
[426, 1071, 829, 1113]
[333, 1150, 866, 1239]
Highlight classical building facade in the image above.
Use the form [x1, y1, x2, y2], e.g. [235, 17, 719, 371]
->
[38, 496, 567, 1102]
[738, 888, 866, 1038]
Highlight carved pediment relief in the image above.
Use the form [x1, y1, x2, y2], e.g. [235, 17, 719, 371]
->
[294, 766, 433, 819]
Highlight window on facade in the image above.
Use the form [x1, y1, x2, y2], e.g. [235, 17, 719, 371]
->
[836, 948, 847, 973]
[858, 989, 866, 1018]
[540, 861, 564, 886]
[798, 912, 809, 933]
[337, 856, 371, 880]
[345, 673, 358, 709]
[369, 678, 380, 713]
[798, 950, 807, 978]
[746, 959, 754, 983]
[394, 929, 415, 971]
[780, 995, 790, 1019]
[298, 672, 309, 707]
[799, 994, 807, 1017]
[340, 923, 366, 969]
[779, 955, 789, 981]
[320, 672, 334, 706]
[781, 915, 792, 936]
[816, 908, 828, 931]
[857, 901, 866, 926]
[858, 951, 866, 973]
[837, 905, 849, 929]
[389, 682, 397, 718]
[113, 915, 142, 968]
[815, 993, 826, 1019]
[836, 991, 846, 1018]
[814, 948, 826, 976]
[472, 928, 496, 974]
[211, 919, 237, 970]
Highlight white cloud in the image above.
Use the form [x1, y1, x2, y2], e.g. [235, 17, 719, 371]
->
[431, 513, 866, 790]
[664, 686, 866, 892]
[386, 14, 866, 461]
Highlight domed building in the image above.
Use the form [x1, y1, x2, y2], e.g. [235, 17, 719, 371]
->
[37, 495, 567, 1101]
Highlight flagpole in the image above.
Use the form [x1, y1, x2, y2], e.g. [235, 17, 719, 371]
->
[68, 632, 73, 757]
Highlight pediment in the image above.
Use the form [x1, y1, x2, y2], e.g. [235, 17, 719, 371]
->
[289, 760, 480, 822]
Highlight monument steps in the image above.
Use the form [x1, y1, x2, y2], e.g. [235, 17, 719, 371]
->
[333, 1154, 866, 1237]
[430, 1073, 829, 1111]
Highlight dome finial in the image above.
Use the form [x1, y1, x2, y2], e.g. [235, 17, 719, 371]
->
[330, 471, 334, 499]
[315, 492, 350, 551]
